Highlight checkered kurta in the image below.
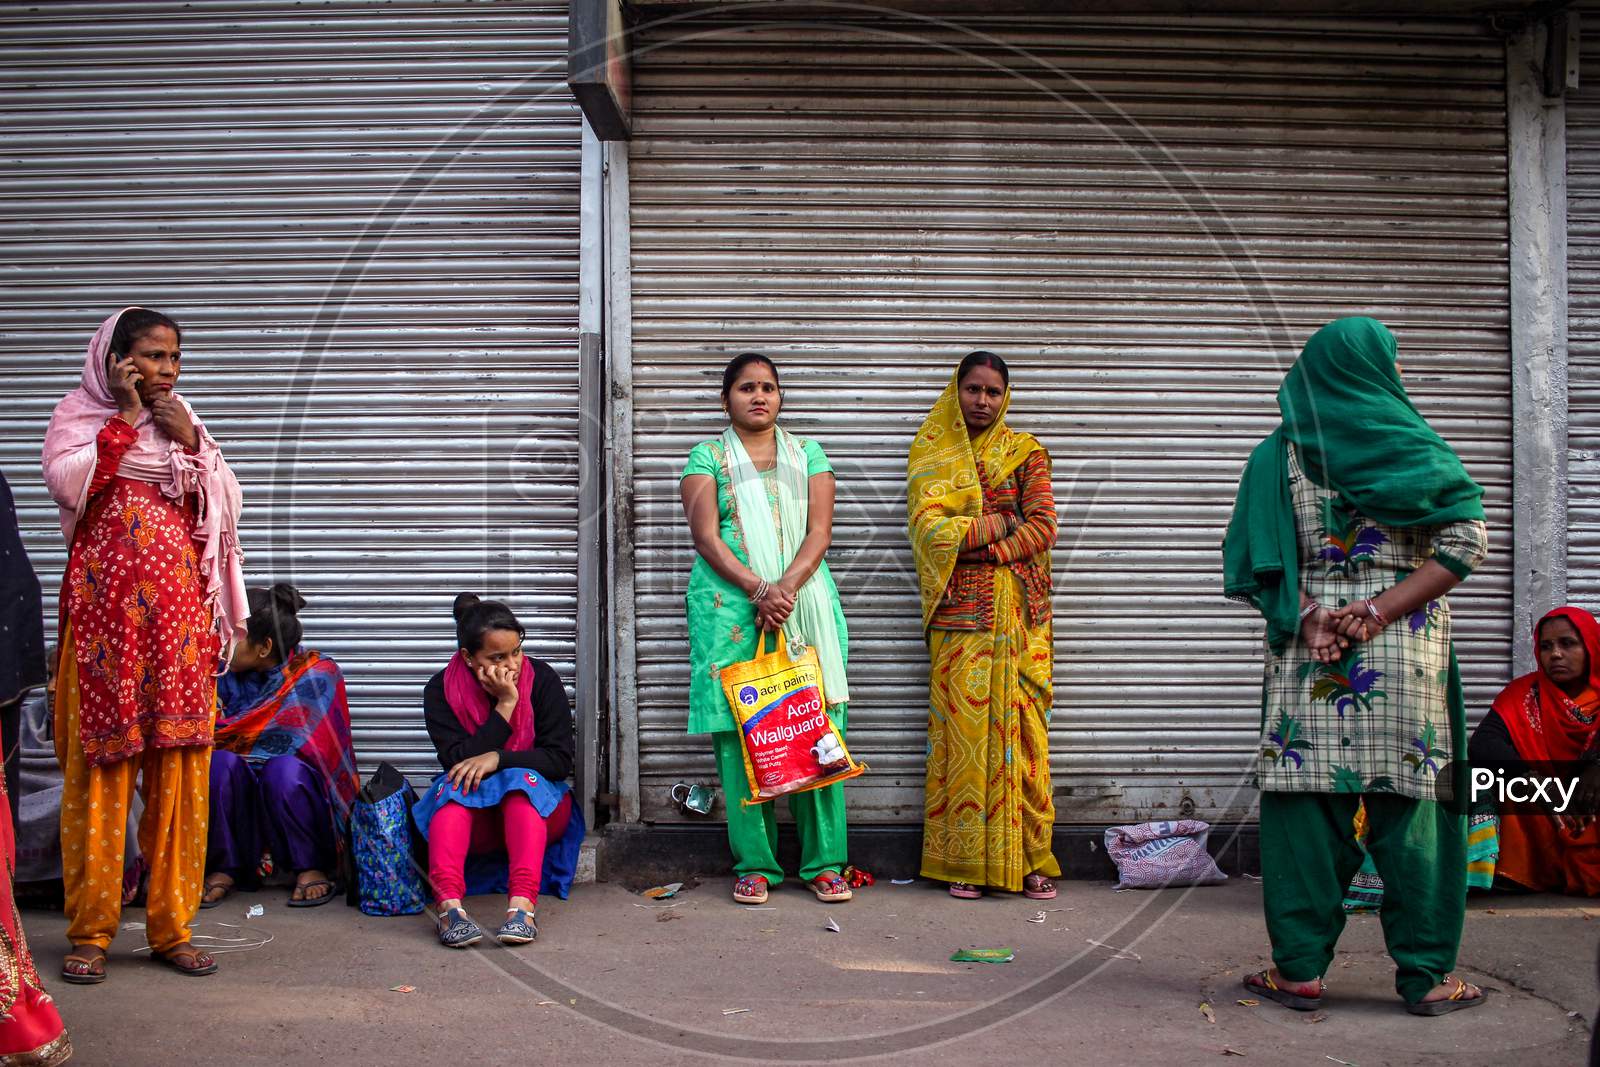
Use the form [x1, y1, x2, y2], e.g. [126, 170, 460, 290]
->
[1255, 446, 1488, 799]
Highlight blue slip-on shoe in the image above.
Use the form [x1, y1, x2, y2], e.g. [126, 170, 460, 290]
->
[437, 907, 483, 949]
[495, 908, 537, 946]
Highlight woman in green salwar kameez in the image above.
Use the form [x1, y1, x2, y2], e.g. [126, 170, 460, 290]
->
[1223, 317, 1490, 1016]
[680, 353, 854, 906]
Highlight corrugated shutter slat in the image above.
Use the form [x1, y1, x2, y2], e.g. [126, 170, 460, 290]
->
[1569, 43, 1600, 612]
[626, 15, 1514, 824]
[0, 0, 582, 781]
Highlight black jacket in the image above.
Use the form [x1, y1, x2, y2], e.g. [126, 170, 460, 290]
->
[422, 659, 575, 782]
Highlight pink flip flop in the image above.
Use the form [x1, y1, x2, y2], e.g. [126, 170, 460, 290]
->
[1023, 874, 1057, 900]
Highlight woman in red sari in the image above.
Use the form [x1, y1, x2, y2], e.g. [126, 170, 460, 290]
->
[43, 308, 247, 983]
[0, 770, 70, 1064]
[1469, 606, 1600, 894]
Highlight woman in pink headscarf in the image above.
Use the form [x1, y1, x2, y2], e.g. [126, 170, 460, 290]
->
[42, 308, 247, 984]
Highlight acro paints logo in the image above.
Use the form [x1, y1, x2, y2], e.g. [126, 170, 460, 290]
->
[738, 685, 759, 706]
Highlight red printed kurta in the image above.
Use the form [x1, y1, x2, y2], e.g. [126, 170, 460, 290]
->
[62, 417, 218, 767]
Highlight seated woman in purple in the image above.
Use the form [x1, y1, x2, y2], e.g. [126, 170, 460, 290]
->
[202, 584, 359, 908]
[412, 594, 584, 948]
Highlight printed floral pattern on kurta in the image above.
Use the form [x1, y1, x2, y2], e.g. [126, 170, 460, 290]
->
[1256, 446, 1487, 799]
[680, 437, 849, 735]
[64, 471, 219, 767]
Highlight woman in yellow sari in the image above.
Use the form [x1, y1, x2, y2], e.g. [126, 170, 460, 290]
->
[908, 351, 1061, 899]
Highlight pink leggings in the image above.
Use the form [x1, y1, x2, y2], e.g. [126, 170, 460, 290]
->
[428, 792, 573, 905]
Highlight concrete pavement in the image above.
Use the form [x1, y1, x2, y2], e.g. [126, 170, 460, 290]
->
[22, 877, 1595, 1066]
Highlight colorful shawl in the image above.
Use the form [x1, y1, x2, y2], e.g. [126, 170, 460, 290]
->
[1492, 606, 1600, 764]
[42, 308, 249, 653]
[442, 650, 536, 751]
[908, 369, 1043, 633]
[216, 648, 360, 834]
[1223, 317, 1485, 652]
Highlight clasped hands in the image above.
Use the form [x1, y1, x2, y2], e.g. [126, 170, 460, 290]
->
[1302, 601, 1388, 665]
[754, 578, 798, 632]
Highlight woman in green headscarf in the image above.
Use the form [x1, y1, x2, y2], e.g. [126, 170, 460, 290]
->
[1223, 317, 1490, 1016]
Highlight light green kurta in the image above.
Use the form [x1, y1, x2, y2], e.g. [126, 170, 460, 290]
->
[680, 437, 849, 735]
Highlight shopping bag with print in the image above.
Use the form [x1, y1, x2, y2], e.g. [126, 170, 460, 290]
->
[350, 762, 428, 916]
[720, 628, 864, 804]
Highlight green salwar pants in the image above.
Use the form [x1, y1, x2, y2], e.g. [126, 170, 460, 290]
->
[1260, 791, 1466, 1004]
[711, 730, 848, 885]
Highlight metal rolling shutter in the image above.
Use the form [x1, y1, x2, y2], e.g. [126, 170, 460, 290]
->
[623, 14, 1515, 824]
[0, 1, 581, 779]
[1570, 44, 1600, 612]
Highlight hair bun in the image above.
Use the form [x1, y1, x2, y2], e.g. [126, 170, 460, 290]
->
[452, 592, 482, 623]
[268, 582, 306, 615]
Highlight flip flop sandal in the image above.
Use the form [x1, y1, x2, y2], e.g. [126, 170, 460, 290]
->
[197, 881, 232, 910]
[948, 882, 983, 900]
[1023, 875, 1058, 900]
[287, 879, 338, 908]
[61, 949, 106, 986]
[733, 875, 769, 905]
[808, 874, 853, 903]
[155, 946, 218, 977]
[1243, 970, 1322, 1011]
[1405, 976, 1488, 1016]
[437, 907, 483, 949]
[496, 908, 538, 946]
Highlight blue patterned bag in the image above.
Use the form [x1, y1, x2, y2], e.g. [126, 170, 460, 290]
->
[351, 762, 427, 916]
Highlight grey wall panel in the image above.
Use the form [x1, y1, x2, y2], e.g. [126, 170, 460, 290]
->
[623, 14, 1515, 825]
[1570, 44, 1600, 614]
[0, 1, 582, 780]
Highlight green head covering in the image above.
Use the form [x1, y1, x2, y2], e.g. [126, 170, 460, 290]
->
[1280, 317, 1485, 526]
[1222, 317, 1485, 652]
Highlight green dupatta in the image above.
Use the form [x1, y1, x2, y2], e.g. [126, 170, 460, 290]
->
[722, 426, 850, 703]
[1222, 317, 1485, 652]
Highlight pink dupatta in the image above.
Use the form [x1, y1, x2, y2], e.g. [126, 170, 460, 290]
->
[441, 651, 536, 750]
[41, 308, 249, 650]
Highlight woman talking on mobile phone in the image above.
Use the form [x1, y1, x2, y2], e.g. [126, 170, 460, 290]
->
[43, 308, 248, 983]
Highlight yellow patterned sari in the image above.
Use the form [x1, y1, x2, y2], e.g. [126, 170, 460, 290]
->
[908, 373, 1060, 890]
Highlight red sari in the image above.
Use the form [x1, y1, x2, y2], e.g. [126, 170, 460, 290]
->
[1493, 606, 1600, 895]
[0, 775, 70, 1066]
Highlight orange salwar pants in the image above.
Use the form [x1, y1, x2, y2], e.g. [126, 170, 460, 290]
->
[56, 625, 210, 953]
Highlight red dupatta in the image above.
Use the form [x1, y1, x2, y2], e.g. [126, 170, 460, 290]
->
[1491, 606, 1600, 763]
[441, 651, 536, 751]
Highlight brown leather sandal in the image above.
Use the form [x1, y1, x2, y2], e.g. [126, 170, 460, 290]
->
[61, 945, 106, 985]
[154, 943, 218, 977]
[198, 875, 233, 910]
[1243, 969, 1323, 1011]
[1406, 975, 1488, 1016]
